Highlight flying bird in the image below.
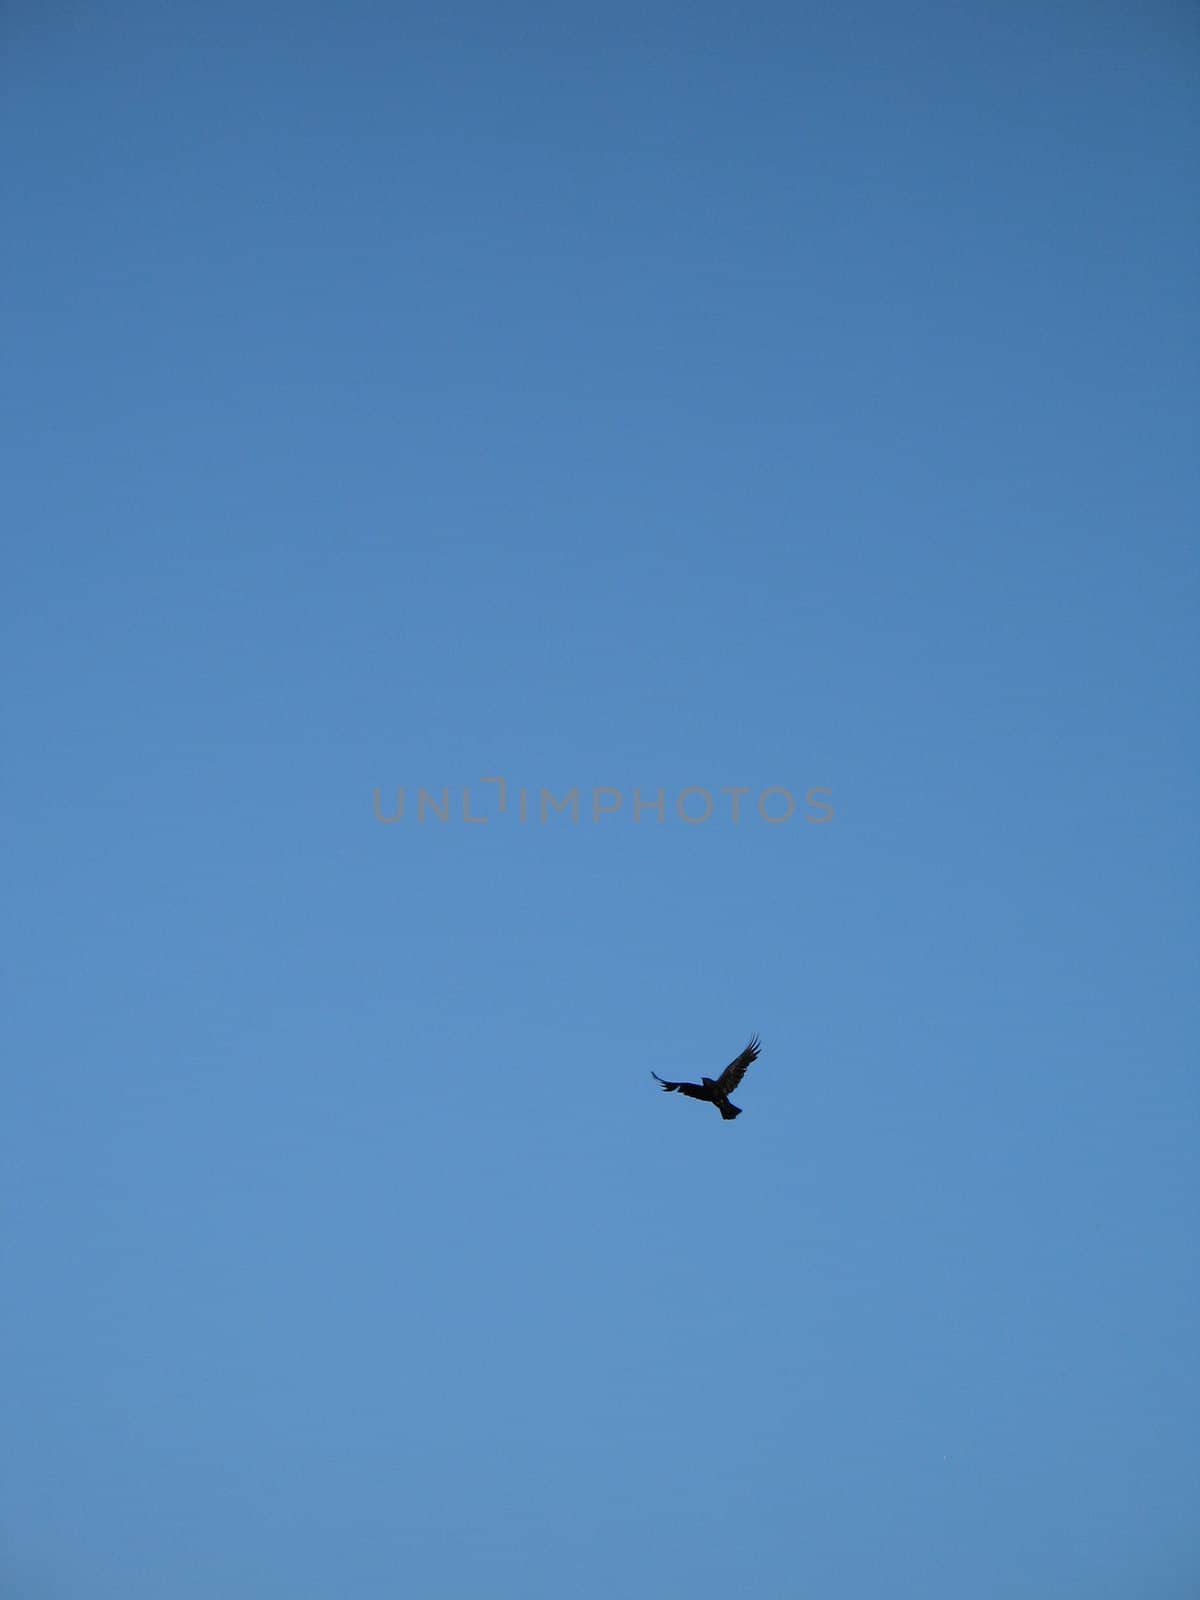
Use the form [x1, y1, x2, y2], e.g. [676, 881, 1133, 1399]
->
[652, 1035, 761, 1121]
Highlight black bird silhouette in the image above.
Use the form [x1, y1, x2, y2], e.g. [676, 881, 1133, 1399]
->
[652, 1035, 761, 1120]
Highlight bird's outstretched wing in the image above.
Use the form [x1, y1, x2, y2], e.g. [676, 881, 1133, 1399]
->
[714, 1034, 760, 1096]
[652, 1072, 711, 1101]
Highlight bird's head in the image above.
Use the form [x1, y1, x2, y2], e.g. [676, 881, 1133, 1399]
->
[701, 1076, 715, 1088]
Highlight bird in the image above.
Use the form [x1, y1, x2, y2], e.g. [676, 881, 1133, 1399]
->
[652, 1035, 761, 1120]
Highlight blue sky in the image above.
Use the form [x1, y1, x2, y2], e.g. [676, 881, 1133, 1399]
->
[3, 2, 1198, 1595]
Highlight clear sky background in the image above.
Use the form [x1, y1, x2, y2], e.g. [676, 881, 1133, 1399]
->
[3, 3, 1198, 1596]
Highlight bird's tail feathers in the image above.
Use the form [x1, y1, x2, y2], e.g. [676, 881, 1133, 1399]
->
[718, 1100, 742, 1120]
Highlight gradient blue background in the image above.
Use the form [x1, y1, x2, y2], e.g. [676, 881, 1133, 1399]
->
[3, 3, 1197, 1595]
